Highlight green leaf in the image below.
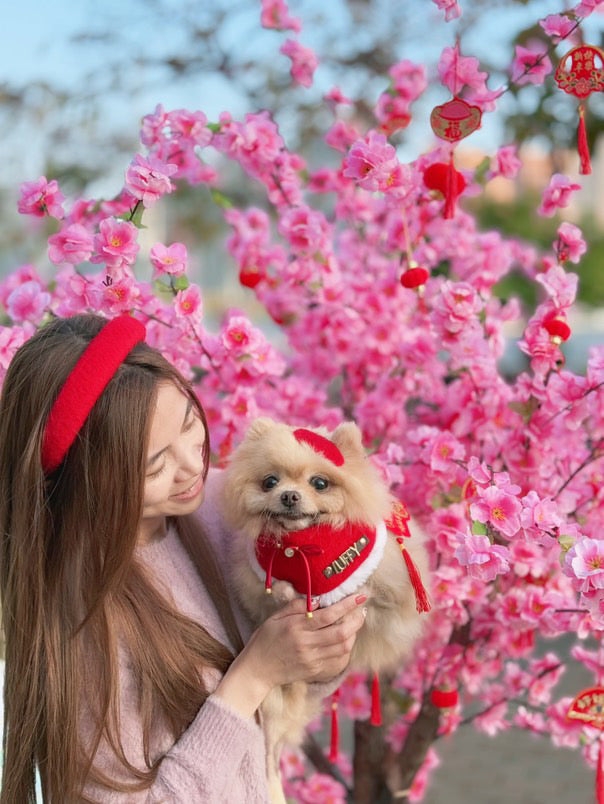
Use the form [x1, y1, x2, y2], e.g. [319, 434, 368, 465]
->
[206, 122, 222, 133]
[129, 202, 146, 229]
[473, 156, 491, 185]
[152, 278, 175, 302]
[210, 188, 233, 209]
[471, 520, 487, 536]
[171, 275, 190, 291]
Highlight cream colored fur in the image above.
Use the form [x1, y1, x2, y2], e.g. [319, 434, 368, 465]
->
[221, 418, 430, 795]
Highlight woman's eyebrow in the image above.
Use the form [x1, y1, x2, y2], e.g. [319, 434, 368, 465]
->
[147, 399, 194, 467]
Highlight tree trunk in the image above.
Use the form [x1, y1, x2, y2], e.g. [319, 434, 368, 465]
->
[394, 692, 441, 802]
[352, 719, 392, 803]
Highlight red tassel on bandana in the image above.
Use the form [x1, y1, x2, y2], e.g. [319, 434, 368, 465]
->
[384, 502, 431, 613]
[370, 673, 382, 726]
[555, 45, 604, 177]
[328, 689, 340, 762]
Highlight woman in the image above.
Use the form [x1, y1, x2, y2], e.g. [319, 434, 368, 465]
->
[0, 314, 366, 802]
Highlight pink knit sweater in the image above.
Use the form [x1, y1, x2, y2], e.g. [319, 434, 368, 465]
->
[82, 471, 274, 803]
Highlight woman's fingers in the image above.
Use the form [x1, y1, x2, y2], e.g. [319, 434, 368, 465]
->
[306, 592, 368, 630]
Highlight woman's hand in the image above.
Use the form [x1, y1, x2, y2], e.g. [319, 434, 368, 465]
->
[213, 594, 367, 718]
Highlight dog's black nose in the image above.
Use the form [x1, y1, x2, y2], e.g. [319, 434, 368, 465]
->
[280, 490, 301, 508]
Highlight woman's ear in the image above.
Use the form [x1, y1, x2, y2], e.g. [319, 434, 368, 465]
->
[330, 421, 365, 457]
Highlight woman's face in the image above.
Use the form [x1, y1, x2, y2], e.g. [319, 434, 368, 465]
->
[138, 382, 206, 544]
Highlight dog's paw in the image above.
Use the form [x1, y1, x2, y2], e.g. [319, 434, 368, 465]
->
[271, 580, 298, 603]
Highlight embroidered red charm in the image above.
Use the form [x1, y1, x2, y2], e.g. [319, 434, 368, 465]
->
[567, 687, 604, 804]
[384, 501, 411, 538]
[555, 45, 604, 175]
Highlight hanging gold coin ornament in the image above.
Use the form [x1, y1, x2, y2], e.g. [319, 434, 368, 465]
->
[426, 97, 482, 218]
[555, 45, 604, 175]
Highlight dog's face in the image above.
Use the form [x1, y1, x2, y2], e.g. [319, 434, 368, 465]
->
[223, 418, 393, 539]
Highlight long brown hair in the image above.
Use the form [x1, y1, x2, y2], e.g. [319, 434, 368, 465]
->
[0, 314, 243, 802]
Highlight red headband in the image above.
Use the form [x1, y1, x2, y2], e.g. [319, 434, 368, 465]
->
[293, 428, 344, 466]
[41, 315, 146, 473]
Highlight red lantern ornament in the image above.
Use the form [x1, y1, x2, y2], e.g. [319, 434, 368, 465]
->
[400, 261, 429, 291]
[429, 97, 482, 218]
[542, 313, 571, 343]
[555, 45, 604, 175]
[423, 161, 467, 218]
[567, 686, 604, 804]
[239, 266, 265, 289]
[430, 687, 459, 709]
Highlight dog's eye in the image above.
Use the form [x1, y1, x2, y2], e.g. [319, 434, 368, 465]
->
[309, 476, 329, 491]
[262, 475, 279, 491]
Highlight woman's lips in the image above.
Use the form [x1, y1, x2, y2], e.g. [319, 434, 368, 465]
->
[170, 472, 204, 501]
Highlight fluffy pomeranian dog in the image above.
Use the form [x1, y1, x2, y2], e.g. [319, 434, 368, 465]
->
[221, 418, 430, 798]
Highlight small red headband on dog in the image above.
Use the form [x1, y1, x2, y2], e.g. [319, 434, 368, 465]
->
[293, 428, 344, 466]
[41, 315, 146, 473]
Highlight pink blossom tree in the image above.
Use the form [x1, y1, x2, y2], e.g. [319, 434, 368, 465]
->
[5, 1, 604, 801]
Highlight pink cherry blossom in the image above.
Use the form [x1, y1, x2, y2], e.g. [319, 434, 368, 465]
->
[429, 431, 466, 473]
[535, 264, 578, 307]
[174, 285, 202, 319]
[0, 323, 35, 380]
[511, 43, 552, 86]
[454, 532, 511, 581]
[470, 486, 522, 539]
[261, 0, 301, 32]
[280, 39, 318, 88]
[6, 280, 51, 324]
[278, 206, 329, 253]
[17, 176, 65, 219]
[323, 86, 352, 106]
[90, 218, 140, 274]
[576, 0, 604, 17]
[537, 174, 581, 217]
[539, 13, 576, 38]
[432, 0, 461, 22]
[489, 145, 522, 179]
[48, 223, 94, 265]
[150, 242, 188, 276]
[565, 538, 604, 591]
[343, 132, 403, 192]
[438, 45, 488, 94]
[124, 153, 177, 207]
[555, 222, 587, 264]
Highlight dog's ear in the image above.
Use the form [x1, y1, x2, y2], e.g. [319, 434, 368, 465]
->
[331, 421, 365, 457]
[244, 417, 276, 440]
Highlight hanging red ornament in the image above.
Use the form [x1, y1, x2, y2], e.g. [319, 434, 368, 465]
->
[239, 266, 265, 289]
[400, 262, 429, 290]
[567, 687, 604, 804]
[423, 161, 467, 217]
[542, 313, 571, 343]
[430, 687, 459, 708]
[555, 45, 604, 175]
[429, 97, 482, 218]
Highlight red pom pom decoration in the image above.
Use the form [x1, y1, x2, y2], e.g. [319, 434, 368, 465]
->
[239, 267, 264, 289]
[400, 265, 429, 289]
[543, 316, 571, 342]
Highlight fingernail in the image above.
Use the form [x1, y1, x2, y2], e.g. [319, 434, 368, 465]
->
[355, 594, 367, 605]
[311, 597, 320, 608]
[362, 607, 368, 618]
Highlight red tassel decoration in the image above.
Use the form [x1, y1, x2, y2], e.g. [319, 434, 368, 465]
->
[328, 689, 340, 762]
[598, 738, 604, 804]
[397, 538, 431, 613]
[444, 152, 456, 219]
[370, 673, 382, 726]
[578, 103, 591, 176]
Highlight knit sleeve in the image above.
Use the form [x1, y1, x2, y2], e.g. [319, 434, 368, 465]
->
[82, 690, 270, 803]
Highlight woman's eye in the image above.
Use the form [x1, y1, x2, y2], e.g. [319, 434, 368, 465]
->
[310, 476, 329, 491]
[147, 463, 166, 480]
[262, 475, 279, 491]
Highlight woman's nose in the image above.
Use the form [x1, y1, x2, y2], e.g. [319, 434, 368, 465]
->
[174, 441, 204, 479]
